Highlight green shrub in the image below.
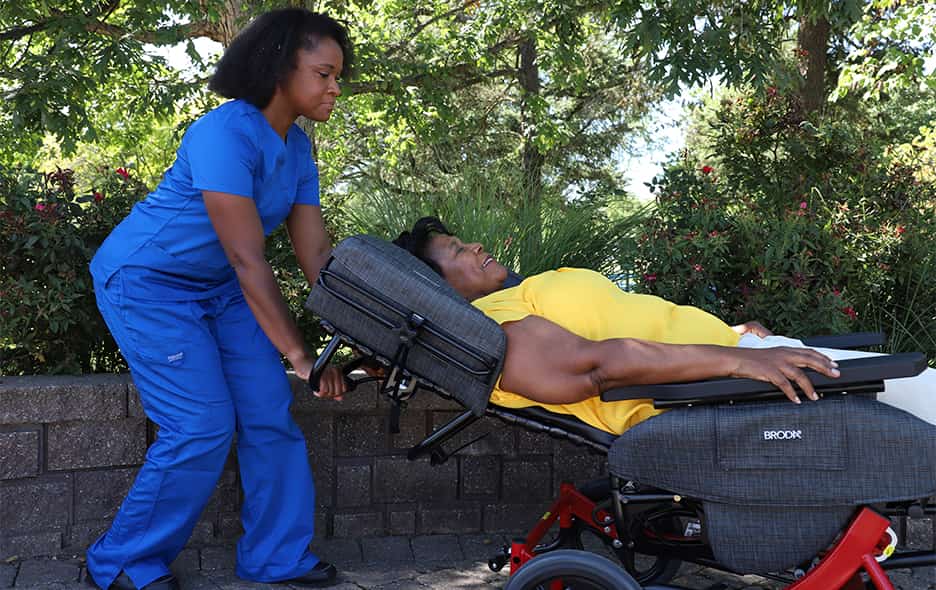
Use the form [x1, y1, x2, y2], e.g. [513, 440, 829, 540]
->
[0, 165, 144, 374]
[0, 164, 338, 375]
[636, 89, 936, 361]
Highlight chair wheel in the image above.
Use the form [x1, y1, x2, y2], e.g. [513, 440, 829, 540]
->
[488, 552, 509, 572]
[503, 549, 642, 590]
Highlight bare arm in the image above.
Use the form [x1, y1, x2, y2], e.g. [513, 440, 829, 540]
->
[286, 203, 332, 286]
[499, 316, 839, 406]
[203, 191, 314, 379]
[284, 203, 349, 398]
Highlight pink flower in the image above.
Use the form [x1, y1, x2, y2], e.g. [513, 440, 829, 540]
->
[842, 306, 857, 320]
[708, 230, 720, 238]
[799, 201, 808, 209]
[34, 203, 46, 211]
[896, 225, 906, 236]
[93, 191, 104, 202]
[832, 289, 841, 297]
[692, 263, 703, 272]
[643, 273, 657, 282]
[116, 167, 130, 180]
[700, 165, 714, 175]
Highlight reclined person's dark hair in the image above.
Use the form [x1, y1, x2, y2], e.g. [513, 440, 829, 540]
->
[394, 216, 525, 289]
[392, 216, 452, 277]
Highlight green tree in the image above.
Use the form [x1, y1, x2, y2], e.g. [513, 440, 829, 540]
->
[609, 0, 933, 113]
[637, 84, 936, 359]
[2, 2, 657, 199]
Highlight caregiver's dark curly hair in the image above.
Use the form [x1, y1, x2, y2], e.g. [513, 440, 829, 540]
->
[209, 9, 353, 109]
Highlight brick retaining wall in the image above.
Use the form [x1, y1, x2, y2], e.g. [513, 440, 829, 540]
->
[0, 375, 606, 559]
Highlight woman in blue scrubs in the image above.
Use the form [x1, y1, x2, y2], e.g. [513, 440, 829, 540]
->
[86, 9, 350, 590]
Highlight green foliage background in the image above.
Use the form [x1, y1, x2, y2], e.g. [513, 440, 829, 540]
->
[1, 0, 935, 373]
[635, 87, 936, 361]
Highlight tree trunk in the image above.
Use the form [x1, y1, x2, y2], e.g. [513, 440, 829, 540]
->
[518, 33, 544, 262]
[797, 14, 830, 114]
[213, 0, 247, 46]
[518, 34, 544, 206]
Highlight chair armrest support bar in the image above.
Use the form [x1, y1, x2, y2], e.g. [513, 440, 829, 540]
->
[801, 332, 886, 350]
[601, 353, 927, 405]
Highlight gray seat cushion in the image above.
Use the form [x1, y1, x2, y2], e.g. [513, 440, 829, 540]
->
[608, 395, 936, 572]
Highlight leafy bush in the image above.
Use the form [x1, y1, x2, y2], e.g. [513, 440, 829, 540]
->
[0, 165, 144, 374]
[635, 89, 936, 361]
[338, 165, 648, 278]
[0, 164, 337, 375]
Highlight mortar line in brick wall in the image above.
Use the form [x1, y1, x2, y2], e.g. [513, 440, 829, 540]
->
[146, 419, 156, 448]
[48, 463, 145, 475]
[496, 454, 505, 501]
[382, 413, 392, 455]
[328, 420, 338, 539]
[325, 465, 336, 539]
[369, 457, 377, 529]
[70, 465, 79, 541]
[40, 423, 48, 476]
[551, 455, 557, 500]
[23, 423, 43, 481]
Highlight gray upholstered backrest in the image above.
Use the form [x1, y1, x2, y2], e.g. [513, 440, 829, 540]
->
[305, 235, 505, 415]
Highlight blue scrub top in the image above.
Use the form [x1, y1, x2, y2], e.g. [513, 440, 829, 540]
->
[90, 99, 320, 300]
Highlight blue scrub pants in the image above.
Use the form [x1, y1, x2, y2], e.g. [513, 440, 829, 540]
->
[87, 272, 320, 587]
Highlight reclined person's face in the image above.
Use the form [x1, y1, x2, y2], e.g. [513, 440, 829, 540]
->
[426, 234, 508, 300]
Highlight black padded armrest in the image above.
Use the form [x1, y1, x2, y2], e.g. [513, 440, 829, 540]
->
[600, 352, 927, 406]
[800, 331, 886, 349]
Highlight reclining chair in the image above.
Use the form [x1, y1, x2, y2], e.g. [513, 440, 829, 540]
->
[305, 235, 936, 590]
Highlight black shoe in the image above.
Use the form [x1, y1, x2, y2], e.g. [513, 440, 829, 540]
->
[279, 561, 337, 587]
[85, 572, 180, 590]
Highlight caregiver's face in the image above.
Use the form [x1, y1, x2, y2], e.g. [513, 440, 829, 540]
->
[425, 234, 508, 300]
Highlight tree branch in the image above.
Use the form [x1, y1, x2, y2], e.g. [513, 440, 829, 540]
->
[345, 65, 515, 96]
[346, 29, 521, 96]
[84, 20, 220, 44]
[0, 9, 220, 45]
[0, 21, 49, 43]
[384, 0, 476, 59]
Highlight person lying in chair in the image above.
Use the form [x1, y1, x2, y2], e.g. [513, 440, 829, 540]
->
[376, 216, 933, 435]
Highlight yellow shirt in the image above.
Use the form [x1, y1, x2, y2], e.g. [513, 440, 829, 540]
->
[472, 268, 741, 434]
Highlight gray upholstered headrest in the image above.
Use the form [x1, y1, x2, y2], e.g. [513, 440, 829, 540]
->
[305, 235, 506, 415]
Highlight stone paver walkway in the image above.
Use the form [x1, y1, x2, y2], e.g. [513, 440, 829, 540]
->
[2, 534, 933, 589]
